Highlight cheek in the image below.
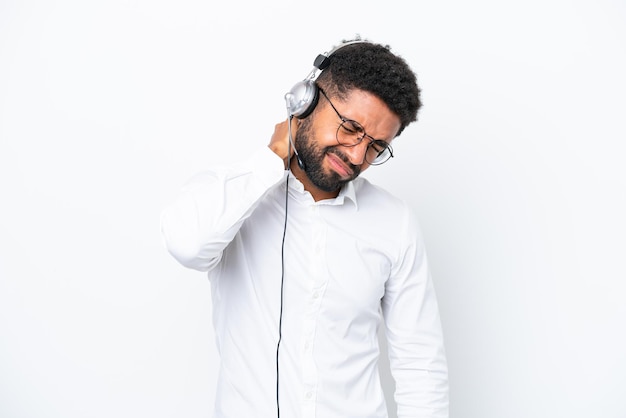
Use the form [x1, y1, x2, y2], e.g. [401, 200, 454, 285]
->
[310, 116, 340, 147]
[318, 131, 339, 150]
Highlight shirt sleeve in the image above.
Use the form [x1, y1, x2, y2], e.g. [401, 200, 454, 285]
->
[381, 206, 449, 418]
[160, 146, 286, 272]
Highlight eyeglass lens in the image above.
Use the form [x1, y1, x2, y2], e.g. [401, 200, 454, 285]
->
[337, 120, 392, 165]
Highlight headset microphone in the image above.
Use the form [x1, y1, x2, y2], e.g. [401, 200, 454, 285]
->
[282, 39, 368, 173]
[293, 145, 306, 171]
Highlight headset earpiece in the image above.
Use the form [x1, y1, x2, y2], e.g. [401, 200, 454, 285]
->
[285, 79, 320, 119]
[285, 41, 367, 119]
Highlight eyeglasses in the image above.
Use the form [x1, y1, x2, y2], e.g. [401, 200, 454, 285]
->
[319, 88, 394, 166]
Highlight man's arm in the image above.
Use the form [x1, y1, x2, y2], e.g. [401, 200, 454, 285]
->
[381, 207, 449, 418]
[160, 120, 295, 271]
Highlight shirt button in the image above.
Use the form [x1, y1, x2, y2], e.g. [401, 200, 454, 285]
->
[312, 292, 319, 299]
[305, 391, 313, 399]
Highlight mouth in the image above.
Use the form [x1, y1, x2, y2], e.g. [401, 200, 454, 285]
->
[325, 151, 354, 178]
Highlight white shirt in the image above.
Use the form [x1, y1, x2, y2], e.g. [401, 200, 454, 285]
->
[160, 146, 448, 418]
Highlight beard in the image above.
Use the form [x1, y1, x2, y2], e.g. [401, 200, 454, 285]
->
[294, 119, 361, 193]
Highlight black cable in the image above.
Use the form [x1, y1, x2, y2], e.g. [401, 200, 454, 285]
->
[276, 116, 294, 418]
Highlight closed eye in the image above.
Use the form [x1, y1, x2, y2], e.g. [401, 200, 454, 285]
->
[369, 140, 389, 155]
[340, 120, 365, 136]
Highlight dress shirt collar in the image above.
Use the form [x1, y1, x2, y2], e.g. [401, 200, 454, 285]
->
[285, 170, 359, 211]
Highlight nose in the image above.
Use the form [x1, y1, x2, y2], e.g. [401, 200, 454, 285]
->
[341, 140, 370, 166]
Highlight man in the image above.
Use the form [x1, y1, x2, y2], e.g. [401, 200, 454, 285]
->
[160, 39, 448, 418]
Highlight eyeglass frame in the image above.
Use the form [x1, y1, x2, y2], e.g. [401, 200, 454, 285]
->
[318, 88, 394, 166]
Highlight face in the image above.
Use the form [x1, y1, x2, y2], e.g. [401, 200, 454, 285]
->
[294, 89, 401, 194]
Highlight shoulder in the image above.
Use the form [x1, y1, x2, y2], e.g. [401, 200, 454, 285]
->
[349, 177, 425, 267]
[351, 177, 421, 240]
[352, 177, 412, 215]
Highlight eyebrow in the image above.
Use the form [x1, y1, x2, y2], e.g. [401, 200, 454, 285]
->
[318, 88, 390, 143]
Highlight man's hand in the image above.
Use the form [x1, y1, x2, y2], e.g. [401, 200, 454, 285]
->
[268, 118, 298, 168]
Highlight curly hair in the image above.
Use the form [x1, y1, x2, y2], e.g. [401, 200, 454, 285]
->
[316, 40, 421, 137]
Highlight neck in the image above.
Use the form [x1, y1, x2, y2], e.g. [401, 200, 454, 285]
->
[289, 158, 340, 202]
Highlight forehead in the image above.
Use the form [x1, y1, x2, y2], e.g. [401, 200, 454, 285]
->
[324, 89, 401, 141]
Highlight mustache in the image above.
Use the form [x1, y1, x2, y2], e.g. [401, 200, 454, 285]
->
[325, 147, 361, 176]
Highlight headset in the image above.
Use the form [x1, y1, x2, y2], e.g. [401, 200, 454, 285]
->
[276, 39, 370, 418]
[283, 39, 370, 171]
[284, 39, 369, 119]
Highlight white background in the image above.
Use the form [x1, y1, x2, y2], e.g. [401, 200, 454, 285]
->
[1, 1, 625, 417]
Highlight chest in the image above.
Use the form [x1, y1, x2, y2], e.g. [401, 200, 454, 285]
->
[242, 199, 396, 316]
